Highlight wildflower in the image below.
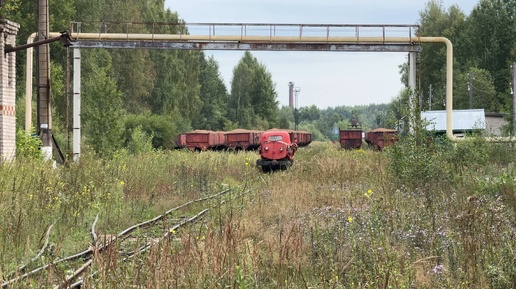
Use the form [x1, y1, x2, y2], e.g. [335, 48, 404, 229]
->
[170, 229, 176, 234]
[29, 194, 33, 200]
[432, 264, 445, 274]
[120, 181, 125, 186]
[347, 216, 353, 223]
[364, 189, 373, 198]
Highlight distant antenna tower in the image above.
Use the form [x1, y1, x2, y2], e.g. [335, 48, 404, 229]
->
[294, 87, 301, 109]
[294, 87, 301, 130]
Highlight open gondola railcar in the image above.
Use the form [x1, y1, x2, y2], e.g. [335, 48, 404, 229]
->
[291, 130, 312, 147]
[364, 128, 398, 150]
[175, 133, 187, 149]
[256, 130, 297, 172]
[225, 129, 262, 150]
[185, 130, 226, 151]
[269, 129, 312, 147]
[339, 129, 363, 149]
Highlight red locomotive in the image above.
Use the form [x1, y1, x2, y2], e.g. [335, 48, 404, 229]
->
[256, 130, 298, 172]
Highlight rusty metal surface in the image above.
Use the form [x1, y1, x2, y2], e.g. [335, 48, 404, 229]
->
[225, 129, 261, 150]
[339, 129, 363, 149]
[365, 129, 398, 150]
[71, 40, 421, 52]
[340, 139, 363, 150]
[185, 130, 226, 150]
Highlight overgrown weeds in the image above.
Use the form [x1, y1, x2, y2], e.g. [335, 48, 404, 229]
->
[1, 138, 515, 288]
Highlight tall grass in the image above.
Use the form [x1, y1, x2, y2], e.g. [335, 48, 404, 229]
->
[1, 139, 515, 288]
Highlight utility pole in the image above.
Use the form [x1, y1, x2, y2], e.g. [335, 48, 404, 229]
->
[512, 63, 516, 136]
[428, 84, 433, 111]
[37, 0, 52, 159]
[288, 82, 294, 108]
[469, 71, 473, 109]
[294, 87, 300, 131]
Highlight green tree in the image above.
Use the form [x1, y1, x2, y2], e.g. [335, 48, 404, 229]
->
[463, 0, 516, 111]
[418, 0, 468, 111]
[454, 68, 497, 111]
[299, 105, 321, 122]
[123, 113, 178, 149]
[228, 51, 279, 129]
[81, 49, 125, 157]
[386, 88, 412, 135]
[193, 55, 228, 130]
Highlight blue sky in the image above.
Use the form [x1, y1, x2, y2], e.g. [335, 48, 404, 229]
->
[165, 0, 477, 108]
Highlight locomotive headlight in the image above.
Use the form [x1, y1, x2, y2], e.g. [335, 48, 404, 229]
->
[265, 146, 269, 151]
[280, 147, 284, 151]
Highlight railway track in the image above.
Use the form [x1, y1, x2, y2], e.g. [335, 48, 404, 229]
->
[2, 189, 232, 288]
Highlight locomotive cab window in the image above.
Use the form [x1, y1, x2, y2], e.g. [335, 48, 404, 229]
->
[268, 135, 283, 141]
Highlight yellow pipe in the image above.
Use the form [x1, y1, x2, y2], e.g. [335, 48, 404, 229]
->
[25, 33, 36, 134]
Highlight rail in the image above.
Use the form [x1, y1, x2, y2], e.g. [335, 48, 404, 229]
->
[2, 188, 233, 288]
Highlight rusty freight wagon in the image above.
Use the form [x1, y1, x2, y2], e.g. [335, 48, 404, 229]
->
[339, 129, 363, 149]
[290, 130, 312, 147]
[364, 128, 398, 150]
[174, 133, 187, 149]
[185, 130, 226, 151]
[269, 129, 312, 147]
[225, 129, 262, 150]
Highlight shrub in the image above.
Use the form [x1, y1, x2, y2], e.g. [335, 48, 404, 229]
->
[15, 129, 42, 159]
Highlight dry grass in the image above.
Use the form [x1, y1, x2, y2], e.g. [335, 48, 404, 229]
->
[1, 139, 515, 288]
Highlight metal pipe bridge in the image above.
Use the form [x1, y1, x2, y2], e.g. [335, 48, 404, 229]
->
[69, 22, 422, 52]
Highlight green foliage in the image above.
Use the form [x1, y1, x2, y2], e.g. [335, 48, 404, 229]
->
[386, 88, 412, 135]
[81, 50, 125, 157]
[2, 138, 516, 288]
[7, 0, 516, 157]
[126, 126, 154, 155]
[454, 68, 497, 111]
[15, 129, 42, 159]
[193, 55, 228, 130]
[465, 0, 516, 94]
[228, 51, 279, 129]
[277, 106, 294, 129]
[388, 132, 451, 193]
[418, 0, 468, 111]
[447, 135, 489, 174]
[123, 113, 179, 149]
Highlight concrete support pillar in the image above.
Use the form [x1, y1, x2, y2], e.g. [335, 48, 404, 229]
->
[0, 19, 20, 162]
[73, 48, 81, 161]
[408, 52, 417, 132]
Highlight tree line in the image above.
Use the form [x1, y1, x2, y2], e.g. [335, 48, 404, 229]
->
[2, 0, 515, 157]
